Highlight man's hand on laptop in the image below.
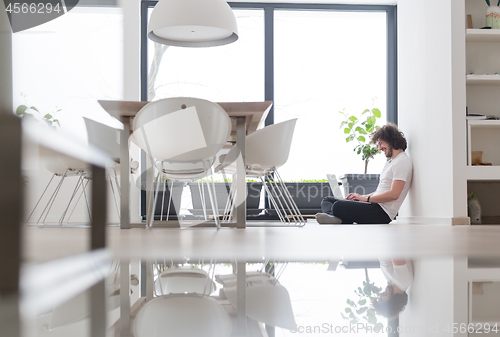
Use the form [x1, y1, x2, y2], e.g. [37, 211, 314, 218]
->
[346, 193, 368, 202]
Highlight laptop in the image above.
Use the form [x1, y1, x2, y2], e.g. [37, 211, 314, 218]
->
[326, 174, 345, 200]
[326, 174, 371, 203]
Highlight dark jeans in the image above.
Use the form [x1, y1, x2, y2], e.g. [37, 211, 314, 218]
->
[320, 196, 392, 224]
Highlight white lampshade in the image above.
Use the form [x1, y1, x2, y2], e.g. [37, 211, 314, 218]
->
[147, 0, 238, 47]
[134, 295, 232, 337]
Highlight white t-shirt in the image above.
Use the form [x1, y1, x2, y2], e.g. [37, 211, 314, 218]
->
[373, 152, 413, 220]
[379, 259, 414, 291]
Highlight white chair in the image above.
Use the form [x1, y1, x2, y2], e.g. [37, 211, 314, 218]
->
[132, 97, 231, 228]
[26, 146, 92, 226]
[216, 118, 305, 226]
[83, 117, 123, 218]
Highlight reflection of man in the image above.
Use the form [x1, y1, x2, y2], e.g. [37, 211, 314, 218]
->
[316, 123, 412, 224]
[372, 259, 413, 319]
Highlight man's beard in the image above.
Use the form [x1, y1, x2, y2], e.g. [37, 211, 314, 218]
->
[385, 146, 393, 158]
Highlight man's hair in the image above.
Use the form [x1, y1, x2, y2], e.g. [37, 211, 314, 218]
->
[371, 292, 409, 319]
[371, 123, 407, 151]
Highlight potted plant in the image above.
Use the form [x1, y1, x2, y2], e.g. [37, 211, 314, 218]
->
[338, 101, 383, 196]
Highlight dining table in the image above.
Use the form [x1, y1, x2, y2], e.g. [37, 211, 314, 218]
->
[98, 99, 273, 229]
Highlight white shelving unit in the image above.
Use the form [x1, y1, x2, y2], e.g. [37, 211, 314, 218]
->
[465, 1, 500, 225]
[466, 74, 500, 86]
[466, 29, 500, 42]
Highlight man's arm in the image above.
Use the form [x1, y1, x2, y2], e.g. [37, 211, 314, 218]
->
[347, 180, 405, 203]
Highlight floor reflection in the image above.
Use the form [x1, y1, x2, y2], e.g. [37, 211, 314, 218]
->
[28, 255, 500, 336]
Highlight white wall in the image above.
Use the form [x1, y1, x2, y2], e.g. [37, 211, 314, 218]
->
[397, 0, 468, 224]
[400, 257, 468, 337]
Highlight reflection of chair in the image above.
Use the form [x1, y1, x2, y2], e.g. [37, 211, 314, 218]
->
[132, 97, 231, 228]
[154, 266, 216, 296]
[217, 119, 304, 225]
[133, 295, 232, 337]
[217, 270, 297, 330]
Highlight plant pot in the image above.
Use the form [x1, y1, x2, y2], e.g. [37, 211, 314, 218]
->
[340, 174, 380, 197]
[140, 181, 186, 217]
[266, 182, 332, 215]
[188, 182, 263, 215]
[487, 6, 500, 29]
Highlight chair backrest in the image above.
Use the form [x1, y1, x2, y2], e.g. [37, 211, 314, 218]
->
[132, 97, 231, 163]
[83, 117, 121, 160]
[245, 118, 297, 169]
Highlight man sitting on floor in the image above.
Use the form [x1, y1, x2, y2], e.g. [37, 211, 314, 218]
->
[316, 123, 412, 224]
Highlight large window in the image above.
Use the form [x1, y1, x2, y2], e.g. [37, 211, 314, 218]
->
[274, 10, 388, 179]
[142, 2, 397, 180]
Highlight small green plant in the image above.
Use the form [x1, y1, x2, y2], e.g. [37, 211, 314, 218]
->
[341, 269, 384, 332]
[339, 100, 382, 174]
[485, 0, 500, 6]
[15, 93, 61, 128]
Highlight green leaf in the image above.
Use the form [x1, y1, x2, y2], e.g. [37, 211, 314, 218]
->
[30, 106, 39, 112]
[358, 298, 367, 306]
[349, 313, 356, 319]
[345, 308, 352, 313]
[357, 136, 366, 143]
[350, 318, 359, 324]
[43, 114, 52, 120]
[340, 121, 347, 127]
[375, 323, 384, 331]
[372, 108, 381, 118]
[361, 109, 370, 115]
[356, 307, 368, 315]
[346, 299, 356, 307]
[349, 116, 358, 122]
[348, 122, 354, 129]
[367, 316, 377, 324]
[341, 313, 348, 320]
[367, 116, 376, 125]
[367, 309, 376, 316]
[344, 127, 351, 134]
[16, 105, 27, 116]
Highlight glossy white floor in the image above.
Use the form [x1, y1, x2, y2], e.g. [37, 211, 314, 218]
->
[24, 221, 500, 263]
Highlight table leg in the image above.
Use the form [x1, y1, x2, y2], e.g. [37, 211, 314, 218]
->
[235, 117, 246, 229]
[120, 118, 131, 229]
[120, 260, 132, 337]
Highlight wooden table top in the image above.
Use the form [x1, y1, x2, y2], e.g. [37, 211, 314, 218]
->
[98, 100, 273, 141]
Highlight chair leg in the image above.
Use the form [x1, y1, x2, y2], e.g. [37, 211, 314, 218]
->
[26, 174, 55, 224]
[198, 180, 208, 221]
[205, 178, 220, 229]
[262, 175, 287, 223]
[38, 170, 70, 225]
[149, 172, 161, 228]
[65, 178, 90, 225]
[275, 170, 305, 225]
[166, 180, 173, 221]
[59, 173, 86, 225]
[160, 177, 167, 222]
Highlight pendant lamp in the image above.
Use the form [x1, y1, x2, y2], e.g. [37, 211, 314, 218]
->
[147, 0, 238, 47]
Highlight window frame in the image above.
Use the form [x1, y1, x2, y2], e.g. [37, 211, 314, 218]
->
[140, 1, 398, 124]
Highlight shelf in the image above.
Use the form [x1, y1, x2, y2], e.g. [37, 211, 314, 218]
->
[467, 29, 500, 42]
[467, 74, 500, 86]
[466, 166, 500, 181]
[468, 120, 500, 128]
